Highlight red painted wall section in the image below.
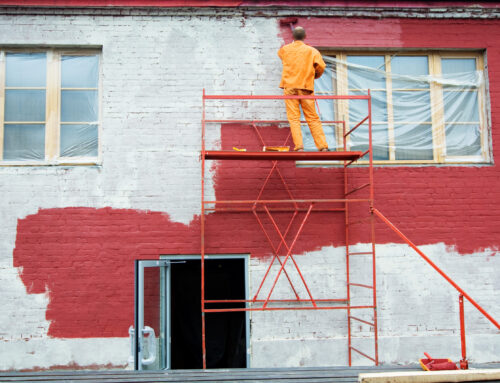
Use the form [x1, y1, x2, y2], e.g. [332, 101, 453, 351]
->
[280, 18, 500, 50]
[278, 17, 500, 253]
[13, 18, 500, 338]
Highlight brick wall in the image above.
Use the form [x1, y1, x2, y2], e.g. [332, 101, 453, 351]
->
[0, 10, 499, 370]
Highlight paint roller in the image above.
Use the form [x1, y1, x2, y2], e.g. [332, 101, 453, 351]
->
[279, 17, 298, 31]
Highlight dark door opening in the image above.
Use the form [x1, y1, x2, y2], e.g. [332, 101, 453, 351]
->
[170, 258, 247, 369]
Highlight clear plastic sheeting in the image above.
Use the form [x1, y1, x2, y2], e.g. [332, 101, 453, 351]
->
[5, 89, 46, 122]
[61, 90, 98, 123]
[304, 54, 487, 162]
[395, 124, 433, 160]
[59, 55, 99, 158]
[5, 53, 46, 87]
[1, 53, 99, 161]
[3, 124, 45, 160]
[60, 124, 98, 157]
[445, 125, 481, 156]
[313, 63, 337, 150]
[3, 53, 46, 161]
[61, 55, 98, 88]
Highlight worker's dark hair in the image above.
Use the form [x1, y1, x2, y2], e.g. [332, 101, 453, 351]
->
[293, 27, 306, 41]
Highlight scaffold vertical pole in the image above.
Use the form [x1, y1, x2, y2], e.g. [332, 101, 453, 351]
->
[368, 89, 379, 365]
[343, 120, 352, 366]
[459, 294, 468, 369]
[201, 89, 207, 369]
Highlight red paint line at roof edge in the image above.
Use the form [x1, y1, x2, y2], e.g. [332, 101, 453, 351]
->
[0, 0, 498, 8]
[0, 0, 243, 7]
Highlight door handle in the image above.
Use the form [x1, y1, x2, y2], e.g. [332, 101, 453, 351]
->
[141, 326, 157, 365]
[128, 326, 134, 365]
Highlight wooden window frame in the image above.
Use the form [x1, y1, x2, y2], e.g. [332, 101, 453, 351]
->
[304, 50, 491, 166]
[0, 48, 101, 166]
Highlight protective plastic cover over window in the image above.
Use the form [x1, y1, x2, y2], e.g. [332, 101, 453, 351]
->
[2, 52, 99, 162]
[60, 55, 99, 158]
[304, 54, 489, 163]
[4, 53, 46, 160]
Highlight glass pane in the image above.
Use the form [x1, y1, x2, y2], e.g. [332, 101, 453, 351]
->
[441, 58, 479, 89]
[60, 124, 98, 157]
[442, 58, 476, 75]
[5, 89, 46, 122]
[347, 56, 386, 90]
[3, 124, 45, 160]
[394, 124, 434, 160]
[349, 91, 387, 122]
[393, 91, 431, 122]
[5, 53, 46, 87]
[445, 124, 481, 156]
[443, 90, 479, 123]
[316, 63, 335, 121]
[317, 99, 335, 121]
[303, 123, 337, 151]
[391, 56, 429, 89]
[61, 55, 99, 88]
[306, 62, 337, 150]
[61, 90, 98, 122]
[143, 267, 163, 370]
[316, 63, 334, 93]
[350, 124, 389, 160]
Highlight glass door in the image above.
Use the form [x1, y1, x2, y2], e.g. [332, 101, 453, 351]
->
[134, 259, 170, 370]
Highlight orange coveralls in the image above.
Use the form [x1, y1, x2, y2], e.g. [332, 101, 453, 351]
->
[278, 40, 328, 151]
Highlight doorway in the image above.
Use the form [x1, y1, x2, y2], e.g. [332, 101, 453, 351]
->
[134, 255, 249, 370]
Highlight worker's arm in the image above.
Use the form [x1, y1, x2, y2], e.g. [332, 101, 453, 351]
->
[313, 52, 326, 79]
[277, 46, 284, 60]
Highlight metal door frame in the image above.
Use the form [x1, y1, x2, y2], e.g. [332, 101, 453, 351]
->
[134, 259, 170, 371]
[161, 254, 250, 369]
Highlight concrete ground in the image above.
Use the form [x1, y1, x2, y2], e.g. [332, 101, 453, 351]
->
[1, 364, 500, 382]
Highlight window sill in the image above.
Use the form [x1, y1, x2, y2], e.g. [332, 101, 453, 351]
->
[0, 158, 102, 167]
[296, 158, 491, 167]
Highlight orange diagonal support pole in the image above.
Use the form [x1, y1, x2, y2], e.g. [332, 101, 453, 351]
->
[252, 208, 301, 301]
[262, 205, 317, 307]
[372, 207, 500, 330]
[263, 203, 316, 308]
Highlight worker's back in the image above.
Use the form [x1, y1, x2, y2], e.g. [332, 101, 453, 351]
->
[278, 40, 325, 91]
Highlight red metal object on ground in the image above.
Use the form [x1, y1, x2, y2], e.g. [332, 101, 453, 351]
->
[420, 353, 458, 371]
[201, 90, 378, 368]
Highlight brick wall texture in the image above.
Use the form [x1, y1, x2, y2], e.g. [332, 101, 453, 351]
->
[0, 10, 499, 370]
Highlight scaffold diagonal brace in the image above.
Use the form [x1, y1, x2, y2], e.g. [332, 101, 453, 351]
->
[262, 203, 317, 308]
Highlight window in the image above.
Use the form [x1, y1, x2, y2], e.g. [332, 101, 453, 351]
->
[303, 51, 490, 164]
[0, 50, 100, 164]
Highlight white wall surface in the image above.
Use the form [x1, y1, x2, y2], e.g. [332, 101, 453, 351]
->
[0, 11, 498, 371]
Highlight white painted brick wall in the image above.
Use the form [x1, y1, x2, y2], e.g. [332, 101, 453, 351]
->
[0, 10, 498, 371]
[251, 244, 500, 367]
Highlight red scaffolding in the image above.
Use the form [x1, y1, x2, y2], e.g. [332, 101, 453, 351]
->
[200, 90, 500, 370]
[201, 90, 378, 368]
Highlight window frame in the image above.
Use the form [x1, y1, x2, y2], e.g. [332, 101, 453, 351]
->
[0, 48, 102, 166]
[310, 50, 490, 166]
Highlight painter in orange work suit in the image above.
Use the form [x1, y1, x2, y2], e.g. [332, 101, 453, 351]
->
[278, 26, 328, 152]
